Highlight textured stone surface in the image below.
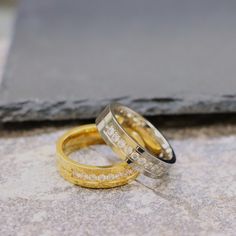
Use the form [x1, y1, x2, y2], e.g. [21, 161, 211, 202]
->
[0, 125, 235, 235]
[0, 0, 236, 122]
[1, 95, 236, 122]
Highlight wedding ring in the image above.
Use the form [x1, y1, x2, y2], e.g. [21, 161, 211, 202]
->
[56, 124, 139, 188]
[96, 103, 176, 179]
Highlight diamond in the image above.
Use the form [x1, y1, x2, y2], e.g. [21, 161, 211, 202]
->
[118, 139, 126, 148]
[130, 152, 140, 161]
[73, 171, 82, 179]
[127, 113, 133, 118]
[124, 146, 133, 155]
[107, 174, 115, 180]
[132, 164, 142, 172]
[144, 162, 153, 170]
[89, 174, 97, 181]
[162, 143, 169, 149]
[119, 172, 124, 178]
[168, 152, 173, 159]
[133, 117, 140, 124]
[111, 132, 120, 142]
[159, 152, 164, 158]
[166, 148, 172, 154]
[82, 173, 89, 180]
[107, 126, 115, 136]
[137, 157, 146, 165]
[114, 173, 121, 179]
[151, 165, 159, 173]
[98, 174, 106, 181]
[155, 167, 164, 176]
[119, 108, 124, 114]
[127, 169, 134, 175]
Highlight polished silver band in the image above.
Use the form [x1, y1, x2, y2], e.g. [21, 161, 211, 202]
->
[96, 103, 176, 179]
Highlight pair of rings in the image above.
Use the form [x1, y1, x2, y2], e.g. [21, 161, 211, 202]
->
[56, 103, 176, 188]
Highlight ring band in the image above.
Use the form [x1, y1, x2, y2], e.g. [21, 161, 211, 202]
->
[56, 124, 139, 188]
[96, 103, 176, 179]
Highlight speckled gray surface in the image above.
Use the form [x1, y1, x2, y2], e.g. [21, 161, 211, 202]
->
[0, 125, 235, 236]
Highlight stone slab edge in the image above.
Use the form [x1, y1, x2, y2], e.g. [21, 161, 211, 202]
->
[0, 94, 236, 122]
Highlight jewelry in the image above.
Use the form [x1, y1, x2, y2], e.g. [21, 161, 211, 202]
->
[56, 124, 139, 188]
[96, 103, 176, 179]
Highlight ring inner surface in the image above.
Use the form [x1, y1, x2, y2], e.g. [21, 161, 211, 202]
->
[62, 129, 104, 156]
[113, 106, 171, 161]
[62, 126, 124, 166]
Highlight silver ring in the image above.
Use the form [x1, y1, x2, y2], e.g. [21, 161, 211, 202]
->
[96, 103, 176, 179]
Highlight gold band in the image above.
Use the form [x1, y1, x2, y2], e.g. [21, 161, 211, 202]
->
[56, 124, 139, 188]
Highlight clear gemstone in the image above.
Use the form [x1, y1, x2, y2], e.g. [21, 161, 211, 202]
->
[127, 169, 133, 175]
[98, 174, 106, 181]
[118, 172, 124, 178]
[119, 109, 124, 113]
[82, 174, 89, 180]
[89, 174, 97, 181]
[78, 173, 84, 179]
[144, 162, 153, 169]
[133, 117, 140, 124]
[107, 174, 115, 180]
[87, 175, 93, 181]
[159, 152, 164, 158]
[162, 143, 169, 149]
[124, 146, 133, 155]
[137, 157, 146, 165]
[114, 173, 121, 179]
[111, 132, 120, 142]
[132, 164, 142, 172]
[151, 165, 159, 173]
[168, 152, 173, 159]
[127, 113, 133, 118]
[166, 148, 172, 154]
[118, 139, 126, 148]
[140, 120, 146, 127]
[130, 152, 140, 161]
[156, 168, 164, 176]
[73, 171, 81, 179]
[107, 126, 115, 136]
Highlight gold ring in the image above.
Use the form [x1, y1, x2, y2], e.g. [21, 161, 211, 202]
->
[96, 103, 176, 179]
[56, 124, 139, 188]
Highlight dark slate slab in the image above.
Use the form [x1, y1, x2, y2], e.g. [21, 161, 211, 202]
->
[0, 0, 236, 122]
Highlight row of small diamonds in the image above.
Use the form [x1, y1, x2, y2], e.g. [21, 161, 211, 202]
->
[130, 152, 164, 174]
[104, 125, 133, 156]
[154, 130, 173, 160]
[72, 169, 135, 182]
[104, 124, 165, 175]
